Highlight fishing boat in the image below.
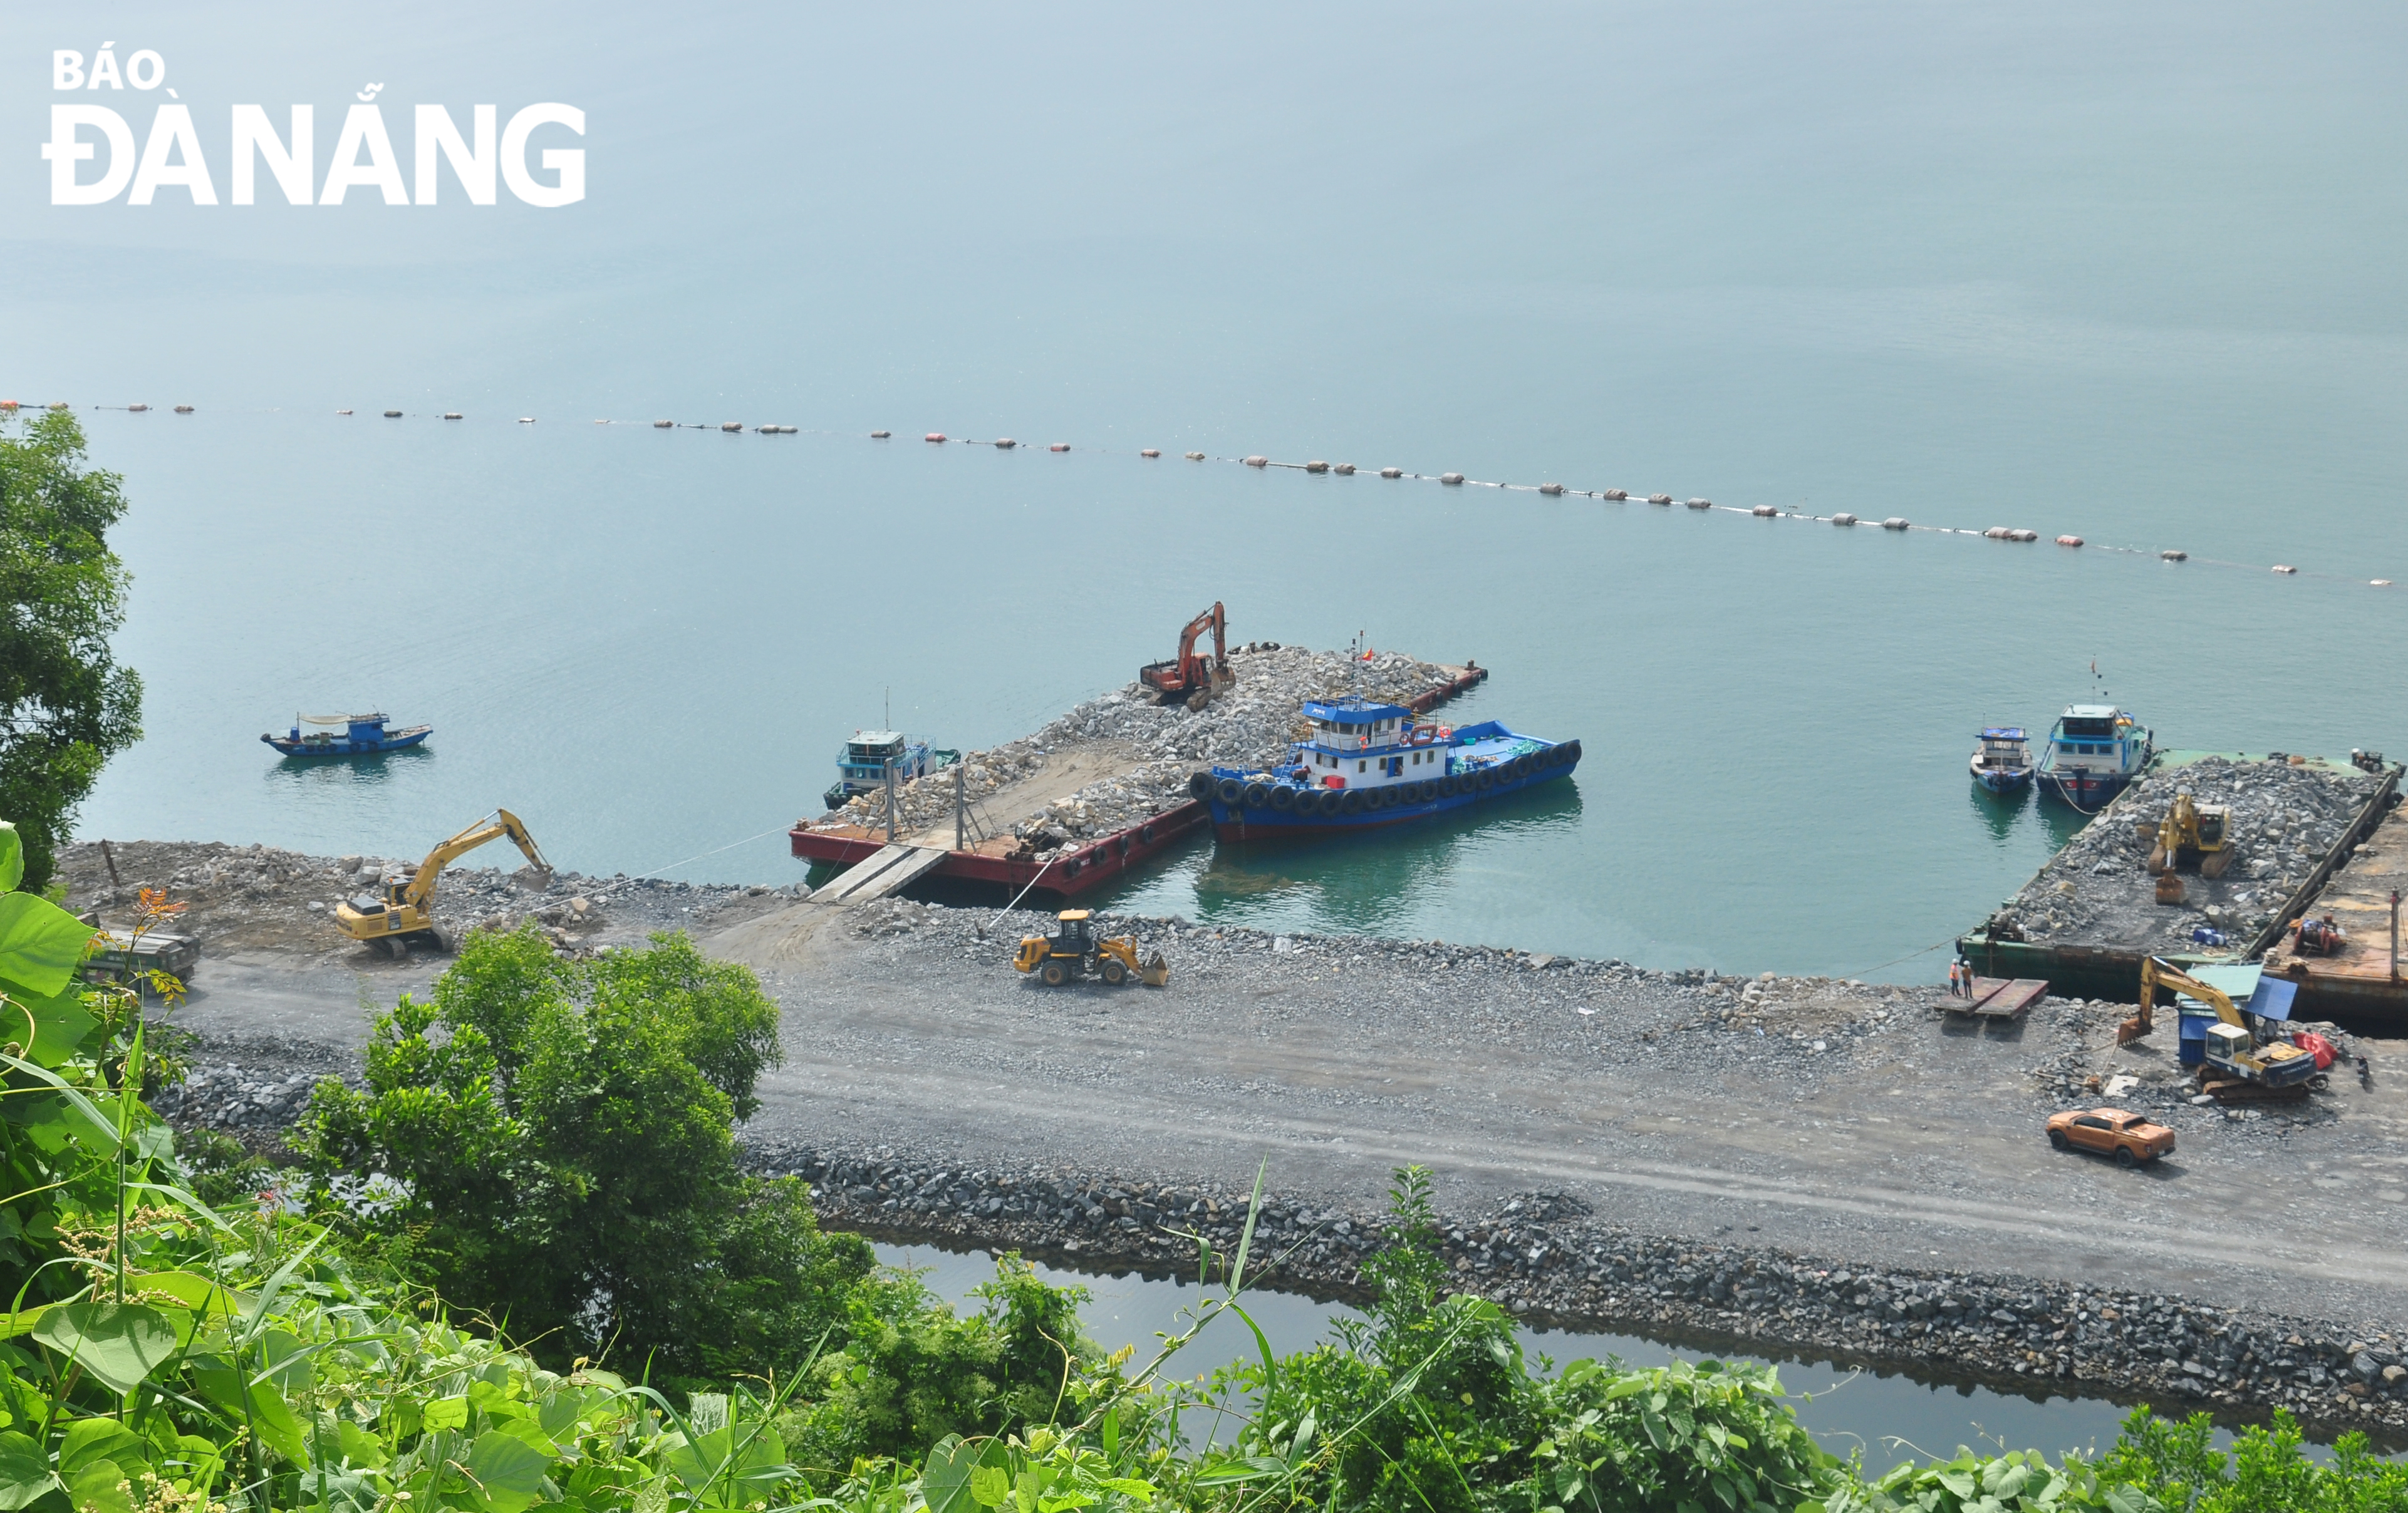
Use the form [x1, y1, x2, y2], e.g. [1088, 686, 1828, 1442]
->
[261, 713, 432, 757]
[823, 730, 960, 810]
[1187, 695, 1580, 839]
[1969, 726, 2035, 793]
[2035, 705, 2152, 808]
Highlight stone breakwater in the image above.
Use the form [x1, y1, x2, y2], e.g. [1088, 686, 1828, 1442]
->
[749, 1140, 2408, 1438]
[820, 644, 1465, 857]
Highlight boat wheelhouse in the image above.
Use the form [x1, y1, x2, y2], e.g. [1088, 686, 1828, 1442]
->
[1188, 694, 1580, 837]
[261, 713, 432, 757]
[823, 729, 959, 810]
[2035, 704, 2152, 808]
[1969, 726, 2035, 794]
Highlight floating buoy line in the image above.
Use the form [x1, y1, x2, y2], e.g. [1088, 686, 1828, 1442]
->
[8, 396, 2397, 589]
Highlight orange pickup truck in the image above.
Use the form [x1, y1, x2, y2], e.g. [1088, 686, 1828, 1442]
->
[2045, 1107, 2175, 1167]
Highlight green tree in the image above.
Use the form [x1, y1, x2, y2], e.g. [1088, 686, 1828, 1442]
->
[296, 926, 857, 1383]
[0, 410, 142, 894]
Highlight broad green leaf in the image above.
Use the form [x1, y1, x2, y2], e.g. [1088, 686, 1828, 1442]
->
[8, 987, 96, 1069]
[423, 1395, 470, 1432]
[190, 1366, 308, 1464]
[58, 1417, 145, 1475]
[65, 1457, 132, 1513]
[923, 1436, 979, 1513]
[465, 1429, 553, 1513]
[968, 1465, 1010, 1509]
[336, 1418, 387, 1469]
[32, 1303, 177, 1396]
[1938, 1471, 1977, 1499]
[130, 1271, 250, 1320]
[0, 894, 99, 1000]
[0, 827, 21, 894]
[0, 1430, 54, 1511]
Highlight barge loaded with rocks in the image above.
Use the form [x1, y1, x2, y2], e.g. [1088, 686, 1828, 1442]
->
[787, 643, 1488, 901]
[1959, 751, 2402, 1011]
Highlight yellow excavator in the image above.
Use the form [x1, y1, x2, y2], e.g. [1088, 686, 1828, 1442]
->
[1013, 910, 1170, 987]
[2122, 956, 2321, 1100]
[335, 809, 552, 958]
[2147, 790, 2235, 878]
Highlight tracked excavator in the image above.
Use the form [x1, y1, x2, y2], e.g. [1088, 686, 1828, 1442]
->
[2147, 790, 2236, 878]
[1140, 603, 1235, 710]
[2120, 956, 2323, 1100]
[335, 808, 552, 958]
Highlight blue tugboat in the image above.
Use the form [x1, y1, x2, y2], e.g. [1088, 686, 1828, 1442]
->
[1186, 695, 1580, 838]
[823, 730, 960, 810]
[262, 713, 432, 757]
[1969, 726, 2035, 794]
[2035, 704, 2152, 809]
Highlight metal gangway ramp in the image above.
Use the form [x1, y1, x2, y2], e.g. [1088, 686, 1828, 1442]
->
[814, 844, 948, 905]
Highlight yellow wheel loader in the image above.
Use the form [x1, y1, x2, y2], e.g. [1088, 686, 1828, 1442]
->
[1013, 909, 1170, 987]
[335, 808, 552, 958]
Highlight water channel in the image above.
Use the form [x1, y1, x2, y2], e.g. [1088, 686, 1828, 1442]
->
[876, 1241, 2246, 1475]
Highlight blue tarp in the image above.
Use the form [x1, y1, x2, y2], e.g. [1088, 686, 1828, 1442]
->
[2248, 976, 2299, 1022]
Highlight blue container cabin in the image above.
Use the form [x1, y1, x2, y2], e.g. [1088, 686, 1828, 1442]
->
[1188, 695, 1580, 839]
[1969, 726, 2035, 794]
[823, 729, 960, 811]
[2035, 704, 2152, 809]
[262, 713, 432, 757]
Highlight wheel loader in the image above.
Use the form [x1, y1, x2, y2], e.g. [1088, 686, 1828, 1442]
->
[1014, 909, 1170, 987]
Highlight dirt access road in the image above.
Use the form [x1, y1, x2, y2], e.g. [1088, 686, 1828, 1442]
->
[72, 831, 2408, 1333]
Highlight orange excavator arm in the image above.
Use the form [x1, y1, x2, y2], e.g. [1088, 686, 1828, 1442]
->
[1173, 602, 1227, 679]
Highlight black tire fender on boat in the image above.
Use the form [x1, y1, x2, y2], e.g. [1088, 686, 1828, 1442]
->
[1476, 770, 1495, 792]
[1141, 824, 1156, 844]
[1216, 777, 1243, 805]
[1317, 790, 1344, 817]
[1438, 775, 1458, 798]
[1060, 854, 1081, 878]
[1189, 772, 1213, 801]
[1563, 739, 1582, 765]
[1269, 784, 1296, 812]
[1384, 785, 1406, 807]
[1339, 789, 1364, 815]
[1418, 780, 1438, 802]
[1243, 782, 1271, 809]
[1509, 755, 1531, 780]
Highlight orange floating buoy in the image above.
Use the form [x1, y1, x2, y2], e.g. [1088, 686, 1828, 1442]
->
[925, 432, 947, 443]
[1244, 455, 1269, 468]
[0, 401, 16, 411]
[871, 430, 891, 438]
[1141, 448, 1161, 458]
[2057, 535, 2083, 547]
[1380, 467, 1403, 478]
[2271, 564, 2296, 574]
[1049, 443, 1069, 452]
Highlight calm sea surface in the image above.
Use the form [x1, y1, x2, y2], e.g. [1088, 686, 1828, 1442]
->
[6, 2, 2406, 978]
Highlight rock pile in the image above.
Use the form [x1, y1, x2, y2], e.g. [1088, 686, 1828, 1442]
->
[151, 1060, 345, 1137]
[752, 1142, 2408, 1433]
[816, 644, 1469, 861]
[2000, 758, 2388, 949]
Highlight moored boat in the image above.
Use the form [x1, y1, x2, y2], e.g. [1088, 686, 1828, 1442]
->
[1189, 695, 1580, 839]
[823, 729, 960, 810]
[262, 713, 432, 757]
[2035, 704, 2152, 808]
[1969, 726, 2035, 793]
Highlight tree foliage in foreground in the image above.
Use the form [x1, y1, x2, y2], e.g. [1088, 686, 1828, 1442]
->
[0, 410, 143, 893]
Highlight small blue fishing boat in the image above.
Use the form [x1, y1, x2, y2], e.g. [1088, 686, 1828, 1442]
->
[2035, 704, 2152, 809]
[262, 712, 432, 757]
[1969, 727, 2035, 794]
[1188, 695, 1580, 837]
[823, 730, 960, 810]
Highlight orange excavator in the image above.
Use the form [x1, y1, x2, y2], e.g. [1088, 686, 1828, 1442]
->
[1140, 602, 1236, 710]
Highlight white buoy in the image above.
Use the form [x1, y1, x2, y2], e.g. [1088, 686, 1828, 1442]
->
[1244, 455, 1269, 467]
[337, 409, 354, 416]
[443, 411, 463, 420]
[1603, 489, 1628, 500]
[1539, 482, 1565, 495]
[1831, 512, 1858, 526]
[1049, 443, 1069, 452]
[655, 420, 674, 428]
[722, 421, 743, 433]
[1686, 498, 1711, 510]
[1751, 505, 1777, 517]
[1882, 517, 1910, 530]
[1380, 467, 1403, 478]
[2161, 549, 2187, 561]
[1984, 527, 2010, 539]
[1440, 472, 1465, 485]
[871, 430, 891, 438]
[1141, 448, 1161, 458]
[1305, 460, 1329, 473]
[2057, 535, 2083, 547]
[173, 404, 194, 413]
[2375, 579, 2394, 587]
[995, 438, 1017, 449]
[2008, 529, 2038, 542]
[518, 416, 535, 424]
[2271, 564, 2297, 574]
[1334, 463, 1356, 475]
[1186, 451, 1206, 460]
[127, 403, 148, 412]
[383, 410, 402, 418]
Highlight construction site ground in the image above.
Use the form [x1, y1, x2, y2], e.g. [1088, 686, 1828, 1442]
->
[65, 839, 2408, 1342]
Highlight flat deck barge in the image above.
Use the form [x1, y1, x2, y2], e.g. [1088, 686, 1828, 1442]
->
[789, 659, 1491, 901]
[1958, 751, 2400, 1006]
[2263, 788, 2408, 1021]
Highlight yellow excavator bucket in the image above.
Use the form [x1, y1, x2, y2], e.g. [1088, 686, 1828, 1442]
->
[1139, 953, 1171, 988]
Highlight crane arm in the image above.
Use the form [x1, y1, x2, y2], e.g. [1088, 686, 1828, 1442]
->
[402, 809, 552, 910]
